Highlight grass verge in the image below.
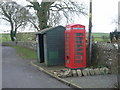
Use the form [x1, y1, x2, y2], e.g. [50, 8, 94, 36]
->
[12, 46, 37, 60]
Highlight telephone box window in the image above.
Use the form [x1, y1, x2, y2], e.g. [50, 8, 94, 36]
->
[65, 41, 69, 43]
[75, 60, 81, 63]
[74, 33, 83, 36]
[75, 45, 83, 48]
[66, 37, 69, 41]
[75, 53, 83, 55]
[75, 37, 83, 41]
[66, 33, 70, 37]
[75, 48, 83, 51]
[65, 53, 69, 55]
[75, 41, 83, 44]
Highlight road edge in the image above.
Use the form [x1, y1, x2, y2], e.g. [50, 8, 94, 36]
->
[30, 60, 82, 89]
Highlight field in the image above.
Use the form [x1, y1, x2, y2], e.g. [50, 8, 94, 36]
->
[12, 46, 37, 60]
[1, 34, 11, 42]
[1, 32, 110, 42]
[91, 33, 110, 42]
[91, 33, 109, 37]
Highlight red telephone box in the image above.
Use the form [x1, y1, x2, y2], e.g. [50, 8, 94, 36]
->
[65, 24, 86, 69]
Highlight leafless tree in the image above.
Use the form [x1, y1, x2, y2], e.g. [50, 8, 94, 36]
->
[26, 0, 88, 30]
[0, 1, 35, 41]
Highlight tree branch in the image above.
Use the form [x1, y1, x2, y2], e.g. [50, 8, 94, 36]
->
[2, 17, 10, 22]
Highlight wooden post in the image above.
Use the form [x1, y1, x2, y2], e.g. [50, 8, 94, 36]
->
[118, 1, 120, 89]
[88, 0, 92, 66]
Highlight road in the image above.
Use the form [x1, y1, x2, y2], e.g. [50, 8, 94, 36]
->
[2, 46, 70, 88]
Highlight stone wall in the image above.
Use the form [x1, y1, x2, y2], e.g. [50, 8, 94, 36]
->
[118, 41, 120, 88]
[2, 41, 37, 50]
[17, 41, 37, 50]
[16, 32, 36, 41]
[91, 42, 118, 74]
[2, 42, 17, 46]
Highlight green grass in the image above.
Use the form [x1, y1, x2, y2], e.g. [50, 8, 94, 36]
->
[1, 34, 11, 42]
[1, 33, 35, 42]
[86, 32, 110, 42]
[92, 33, 109, 37]
[12, 46, 37, 60]
[86, 32, 110, 37]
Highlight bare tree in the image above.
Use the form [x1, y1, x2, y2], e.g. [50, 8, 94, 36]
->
[27, 13, 39, 31]
[26, 0, 87, 30]
[0, 1, 35, 41]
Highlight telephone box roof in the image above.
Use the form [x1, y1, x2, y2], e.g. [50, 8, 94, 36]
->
[66, 24, 85, 27]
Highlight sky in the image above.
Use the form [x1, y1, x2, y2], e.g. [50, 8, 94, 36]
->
[74, 0, 119, 33]
[0, 0, 119, 33]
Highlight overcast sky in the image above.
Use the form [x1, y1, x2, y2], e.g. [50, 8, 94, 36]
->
[75, 0, 119, 33]
[0, 0, 119, 33]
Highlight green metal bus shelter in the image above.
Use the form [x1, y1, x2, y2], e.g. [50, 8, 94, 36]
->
[36, 26, 65, 66]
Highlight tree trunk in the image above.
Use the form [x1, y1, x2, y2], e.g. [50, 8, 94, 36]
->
[38, 2, 51, 30]
[14, 28, 17, 37]
[10, 21, 15, 41]
[10, 30, 15, 41]
[27, 1, 52, 30]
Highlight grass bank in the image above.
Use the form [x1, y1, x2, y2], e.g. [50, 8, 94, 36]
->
[12, 46, 37, 60]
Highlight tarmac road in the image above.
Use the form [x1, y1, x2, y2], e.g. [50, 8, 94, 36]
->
[2, 46, 71, 88]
